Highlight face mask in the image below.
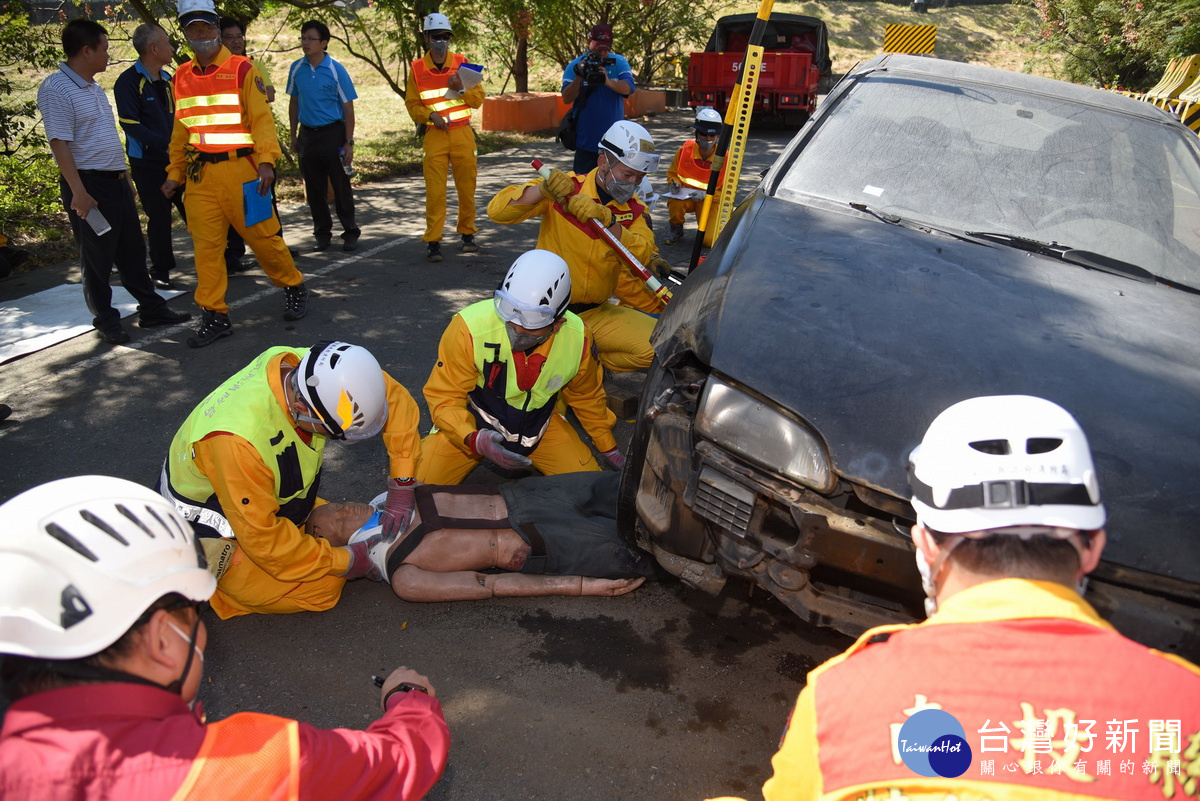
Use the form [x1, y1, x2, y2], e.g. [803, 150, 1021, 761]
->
[602, 164, 638, 204]
[506, 322, 550, 353]
[187, 35, 220, 56]
[430, 40, 449, 59]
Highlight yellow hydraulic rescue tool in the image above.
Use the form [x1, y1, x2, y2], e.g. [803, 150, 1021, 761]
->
[689, 0, 774, 270]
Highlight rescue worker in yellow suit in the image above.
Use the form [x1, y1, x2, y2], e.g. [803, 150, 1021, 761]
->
[158, 340, 422, 618]
[487, 120, 672, 373]
[163, 0, 309, 349]
[405, 13, 485, 264]
[416, 249, 625, 485]
[665, 107, 724, 248]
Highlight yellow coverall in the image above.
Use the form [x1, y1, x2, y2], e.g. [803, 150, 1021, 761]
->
[417, 313, 616, 485]
[487, 171, 658, 372]
[200, 351, 422, 618]
[667, 141, 719, 248]
[405, 53, 485, 244]
[167, 46, 302, 314]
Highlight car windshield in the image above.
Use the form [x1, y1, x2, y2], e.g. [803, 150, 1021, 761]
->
[778, 73, 1200, 289]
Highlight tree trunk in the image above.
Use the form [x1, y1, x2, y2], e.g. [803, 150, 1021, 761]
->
[514, 37, 529, 93]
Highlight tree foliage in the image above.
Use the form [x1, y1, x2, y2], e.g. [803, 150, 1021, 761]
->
[0, 6, 61, 156]
[1025, 0, 1200, 88]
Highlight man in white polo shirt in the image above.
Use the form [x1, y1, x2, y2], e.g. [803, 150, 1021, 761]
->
[37, 19, 189, 345]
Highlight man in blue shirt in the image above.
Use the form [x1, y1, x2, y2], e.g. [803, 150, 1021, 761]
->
[114, 23, 187, 290]
[286, 20, 360, 252]
[562, 24, 635, 174]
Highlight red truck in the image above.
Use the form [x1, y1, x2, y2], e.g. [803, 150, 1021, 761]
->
[688, 14, 832, 124]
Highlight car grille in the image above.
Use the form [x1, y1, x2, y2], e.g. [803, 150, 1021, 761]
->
[694, 466, 755, 536]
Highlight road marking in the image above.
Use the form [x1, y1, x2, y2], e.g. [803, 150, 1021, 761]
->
[0, 236, 410, 438]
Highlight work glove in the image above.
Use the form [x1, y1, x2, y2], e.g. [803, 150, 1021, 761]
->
[599, 447, 626, 471]
[468, 429, 533, 470]
[539, 168, 574, 204]
[667, 181, 681, 194]
[567, 193, 614, 228]
[380, 477, 416, 538]
[340, 537, 385, 582]
[647, 254, 673, 282]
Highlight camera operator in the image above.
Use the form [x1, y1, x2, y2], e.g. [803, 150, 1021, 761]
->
[562, 24, 635, 174]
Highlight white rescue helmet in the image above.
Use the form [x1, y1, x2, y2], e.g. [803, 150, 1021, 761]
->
[599, 120, 660, 174]
[177, 0, 219, 27]
[694, 107, 722, 137]
[494, 249, 572, 330]
[0, 476, 214, 660]
[295, 341, 389, 442]
[908, 395, 1106, 535]
[422, 12, 452, 33]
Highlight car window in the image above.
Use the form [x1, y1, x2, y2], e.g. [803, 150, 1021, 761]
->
[778, 74, 1200, 289]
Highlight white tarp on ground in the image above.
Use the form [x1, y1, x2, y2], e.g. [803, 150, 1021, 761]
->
[0, 284, 185, 364]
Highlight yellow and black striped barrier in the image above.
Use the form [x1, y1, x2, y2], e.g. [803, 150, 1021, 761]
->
[884, 24, 936, 54]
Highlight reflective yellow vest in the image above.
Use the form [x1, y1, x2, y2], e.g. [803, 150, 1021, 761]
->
[174, 54, 255, 152]
[459, 300, 584, 455]
[164, 347, 325, 537]
[412, 53, 472, 129]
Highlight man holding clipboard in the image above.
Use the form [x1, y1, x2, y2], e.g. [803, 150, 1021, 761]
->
[163, 0, 309, 348]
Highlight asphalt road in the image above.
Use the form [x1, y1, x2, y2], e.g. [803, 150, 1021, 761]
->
[0, 108, 851, 800]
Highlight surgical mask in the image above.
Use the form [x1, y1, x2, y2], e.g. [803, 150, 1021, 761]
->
[187, 35, 220, 57]
[168, 620, 205, 665]
[506, 322, 550, 353]
[430, 40, 449, 59]
[601, 164, 639, 204]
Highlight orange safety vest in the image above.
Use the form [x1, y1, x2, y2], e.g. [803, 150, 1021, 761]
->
[411, 53, 472, 129]
[170, 712, 300, 800]
[675, 139, 714, 191]
[810, 613, 1200, 799]
[174, 55, 255, 153]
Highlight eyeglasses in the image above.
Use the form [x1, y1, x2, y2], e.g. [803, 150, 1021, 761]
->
[429, 32, 452, 41]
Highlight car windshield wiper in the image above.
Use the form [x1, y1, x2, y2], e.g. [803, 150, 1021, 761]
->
[964, 231, 1156, 283]
[849, 202, 902, 224]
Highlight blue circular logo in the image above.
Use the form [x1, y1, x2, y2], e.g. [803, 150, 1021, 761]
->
[897, 709, 973, 778]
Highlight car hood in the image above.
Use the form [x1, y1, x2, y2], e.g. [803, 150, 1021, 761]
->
[655, 195, 1200, 585]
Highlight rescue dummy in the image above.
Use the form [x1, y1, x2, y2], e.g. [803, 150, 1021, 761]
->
[417, 249, 625, 485]
[664, 107, 724, 248]
[308, 471, 653, 601]
[487, 120, 674, 371]
[708, 396, 1200, 801]
[163, 0, 309, 348]
[405, 13, 485, 263]
[0, 476, 449, 800]
[157, 341, 422, 618]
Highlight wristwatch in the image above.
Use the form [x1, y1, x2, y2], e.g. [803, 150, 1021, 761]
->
[344, 139, 355, 145]
[383, 682, 430, 706]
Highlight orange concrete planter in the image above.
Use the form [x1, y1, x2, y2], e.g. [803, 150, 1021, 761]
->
[481, 89, 668, 133]
[480, 92, 561, 133]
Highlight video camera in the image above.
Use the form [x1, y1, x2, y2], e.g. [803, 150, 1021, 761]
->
[581, 51, 616, 87]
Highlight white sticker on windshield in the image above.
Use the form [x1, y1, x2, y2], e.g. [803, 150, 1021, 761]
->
[863, 185, 884, 197]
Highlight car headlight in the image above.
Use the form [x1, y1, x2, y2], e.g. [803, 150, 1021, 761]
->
[695, 376, 834, 493]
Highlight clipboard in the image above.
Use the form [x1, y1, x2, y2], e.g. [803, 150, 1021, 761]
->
[444, 63, 485, 99]
[243, 179, 274, 227]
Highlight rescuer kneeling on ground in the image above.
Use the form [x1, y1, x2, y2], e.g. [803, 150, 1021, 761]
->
[417, 249, 624, 485]
[709, 395, 1200, 801]
[157, 340, 422, 618]
[0, 476, 449, 800]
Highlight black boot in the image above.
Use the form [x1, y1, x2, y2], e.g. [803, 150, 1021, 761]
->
[283, 283, 309, 321]
[186, 309, 233, 348]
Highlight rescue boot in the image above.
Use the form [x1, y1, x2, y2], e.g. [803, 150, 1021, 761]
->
[665, 222, 685, 245]
[282, 283, 309, 321]
[426, 241, 443, 263]
[461, 234, 478, 253]
[186, 310, 232, 348]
